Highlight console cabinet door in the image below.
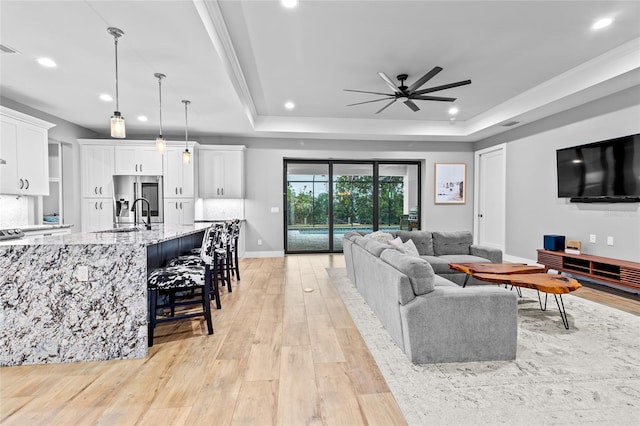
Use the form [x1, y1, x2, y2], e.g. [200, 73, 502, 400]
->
[81, 145, 114, 198]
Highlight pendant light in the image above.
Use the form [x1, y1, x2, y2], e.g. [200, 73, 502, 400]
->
[182, 100, 192, 164]
[108, 27, 126, 138]
[154, 72, 166, 153]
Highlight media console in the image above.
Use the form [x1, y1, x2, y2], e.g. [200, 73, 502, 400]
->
[537, 249, 640, 292]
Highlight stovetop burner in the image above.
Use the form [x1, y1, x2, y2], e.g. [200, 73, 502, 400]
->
[0, 228, 24, 241]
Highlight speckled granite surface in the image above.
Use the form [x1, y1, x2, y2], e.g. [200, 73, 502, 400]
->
[328, 268, 640, 425]
[0, 223, 212, 366]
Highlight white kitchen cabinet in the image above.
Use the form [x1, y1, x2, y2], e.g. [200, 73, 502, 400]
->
[198, 146, 245, 198]
[163, 144, 195, 198]
[81, 199, 113, 232]
[164, 199, 194, 225]
[80, 144, 115, 198]
[0, 107, 55, 196]
[114, 146, 163, 175]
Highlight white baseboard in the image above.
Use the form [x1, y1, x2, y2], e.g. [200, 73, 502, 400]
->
[242, 250, 285, 258]
[503, 253, 539, 266]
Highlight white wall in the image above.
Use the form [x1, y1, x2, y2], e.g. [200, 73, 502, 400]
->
[478, 91, 640, 263]
[203, 137, 476, 255]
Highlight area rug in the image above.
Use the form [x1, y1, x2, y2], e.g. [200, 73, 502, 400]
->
[327, 268, 640, 425]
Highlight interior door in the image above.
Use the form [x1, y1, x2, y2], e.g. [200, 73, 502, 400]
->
[476, 145, 505, 250]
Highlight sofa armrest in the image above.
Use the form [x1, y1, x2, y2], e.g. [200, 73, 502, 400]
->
[470, 245, 502, 263]
[400, 287, 517, 363]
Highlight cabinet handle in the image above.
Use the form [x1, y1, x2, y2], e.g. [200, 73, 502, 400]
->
[95, 202, 98, 210]
[25, 179, 29, 189]
[19, 179, 24, 189]
[221, 187, 224, 196]
[175, 187, 178, 195]
[94, 186, 98, 195]
[180, 187, 183, 195]
[217, 188, 220, 195]
[99, 186, 103, 195]
[175, 202, 179, 210]
[135, 164, 138, 172]
[140, 164, 143, 172]
[100, 202, 103, 210]
[180, 202, 183, 209]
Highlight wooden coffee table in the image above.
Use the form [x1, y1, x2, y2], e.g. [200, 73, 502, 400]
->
[449, 262, 546, 288]
[474, 273, 582, 329]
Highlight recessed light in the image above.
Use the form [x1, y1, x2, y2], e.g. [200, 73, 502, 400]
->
[281, 0, 298, 8]
[592, 17, 613, 30]
[137, 115, 148, 122]
[284, 101, 296, 110]
[99, 94, 113, 102]
[36, 57, 57, 68]
[448, 107, 459, 115]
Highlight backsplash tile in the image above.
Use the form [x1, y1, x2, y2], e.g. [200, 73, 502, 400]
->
[0, 196, 29, 228]
[195, 198, 244, 221]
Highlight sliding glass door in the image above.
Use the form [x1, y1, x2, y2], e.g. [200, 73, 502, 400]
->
[285, 160, 421, 253]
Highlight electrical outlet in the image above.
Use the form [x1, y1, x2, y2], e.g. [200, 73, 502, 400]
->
[258, 239, 262, 246]
[76, 266, 89, 282]
[607, 236, 614, 246]
[589, 234, 596, 243]
[270, 207, 280, 213]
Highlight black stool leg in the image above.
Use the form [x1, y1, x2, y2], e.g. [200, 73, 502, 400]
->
[203, 278, 214, 335]
[148, 288, 157, 347]
[234, 245, 240, 281]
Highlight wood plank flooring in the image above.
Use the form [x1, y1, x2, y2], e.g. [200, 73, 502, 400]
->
[0, 255, 406, 426]
[2, 254, 638, 425]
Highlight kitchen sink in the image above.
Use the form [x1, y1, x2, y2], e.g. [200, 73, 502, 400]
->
[94, 227, 141, 233]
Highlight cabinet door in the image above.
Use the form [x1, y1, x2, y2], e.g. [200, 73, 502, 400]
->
[81, 145, 114, 198]
[81, 199, 113, 232]
[219, 150, 243, 198]
[164, 199, 194, 225]
[198, 150, 217, 198]
[114, 146, 139, 175]
[180, 199, 194, 225]
[0, 116, 19, 194]
[163, 148, 196, 198]
[17, 123, 49, 195]
[137, 147, 163, 175]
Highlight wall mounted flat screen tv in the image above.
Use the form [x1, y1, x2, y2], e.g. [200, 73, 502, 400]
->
[556, 133, 640, 202]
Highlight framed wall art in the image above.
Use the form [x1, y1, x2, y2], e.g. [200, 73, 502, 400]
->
[434, 163, 466, 204]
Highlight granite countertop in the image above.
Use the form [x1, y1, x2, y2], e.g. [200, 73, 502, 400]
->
[0, 223, 211, 247]
[20, 224, 74, 232]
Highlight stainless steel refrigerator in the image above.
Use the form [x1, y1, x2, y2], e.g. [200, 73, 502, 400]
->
[113, 175, 164, 227]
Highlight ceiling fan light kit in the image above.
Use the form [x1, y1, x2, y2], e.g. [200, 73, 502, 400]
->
[345, 66, 471, 114]
[108, 27, 126, 138]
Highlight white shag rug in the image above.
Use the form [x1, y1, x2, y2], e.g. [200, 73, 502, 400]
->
[327, 268, 640, 426]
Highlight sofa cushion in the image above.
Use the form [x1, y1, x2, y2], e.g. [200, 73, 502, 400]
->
[419, 255, 455, 275]
[432, 231, 473, 255]
[439, 254, 492, 264]
[364, 238, 390, 257]
[433, 275, 459, 287]
[396, 230, 434, 256]
[354, 235, 368, 248]
[343, 231, 361, 241]
[380, 249, 435, 296]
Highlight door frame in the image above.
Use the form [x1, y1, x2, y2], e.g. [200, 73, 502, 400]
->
[473, 143, 507, 250]
[283, 159, 422, 254]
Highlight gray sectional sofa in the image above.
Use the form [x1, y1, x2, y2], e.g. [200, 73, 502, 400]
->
[343, 231, 517, 364]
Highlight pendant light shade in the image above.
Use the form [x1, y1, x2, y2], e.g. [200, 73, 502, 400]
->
[154, 73, 166, 153]
[182, 100, 191, 165]
[107, 27, 126, 138]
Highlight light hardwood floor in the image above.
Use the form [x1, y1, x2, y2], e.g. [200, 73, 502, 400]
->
[0, 255, 406, 426]
[1, 254, 638, 425]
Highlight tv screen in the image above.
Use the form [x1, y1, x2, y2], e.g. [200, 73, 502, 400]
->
[556, 134, 640, 199]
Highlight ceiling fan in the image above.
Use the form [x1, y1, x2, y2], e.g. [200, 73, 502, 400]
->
[344, 66, 471, 114]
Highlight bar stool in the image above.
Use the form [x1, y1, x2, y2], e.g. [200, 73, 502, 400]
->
[146, 226, 217, 347]
[228, 219, 241, 281]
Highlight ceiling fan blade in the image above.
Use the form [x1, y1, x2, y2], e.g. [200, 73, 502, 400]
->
[403, 99, 420, 112]
[377, 72, 402, 94]
[344, 89, 395, 96]
[411, 95, 456, 102]
[375, 99, 397, 114]
[414, 80, 472, 95]
[406, 66, 443, 94]
[346, 97, 394, 107]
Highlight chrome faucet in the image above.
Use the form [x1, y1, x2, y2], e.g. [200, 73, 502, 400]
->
[130, 198, 152, 230]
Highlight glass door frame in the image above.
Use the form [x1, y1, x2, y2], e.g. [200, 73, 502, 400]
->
[284, 159, 422, 254]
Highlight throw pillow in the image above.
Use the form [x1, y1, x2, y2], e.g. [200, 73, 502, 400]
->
[388, 236, 404, 249]
[365, 230, 394, 243]
[402, 239, 420, 257]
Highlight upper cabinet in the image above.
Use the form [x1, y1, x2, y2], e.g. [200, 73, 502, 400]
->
[0, 106, 55, 196]
[114, 145, 163, 175]
[80, 143, 115, 198]
[199, 146, 245, 199]
[163, 144, 196, 198]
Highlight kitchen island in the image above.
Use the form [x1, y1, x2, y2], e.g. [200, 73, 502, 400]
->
[0, 223, 211, 366]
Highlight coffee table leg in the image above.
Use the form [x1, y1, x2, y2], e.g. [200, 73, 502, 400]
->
[537, 290, 548, 311]
[554, 294, 570, 330]
[462, 274, 470, 288]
